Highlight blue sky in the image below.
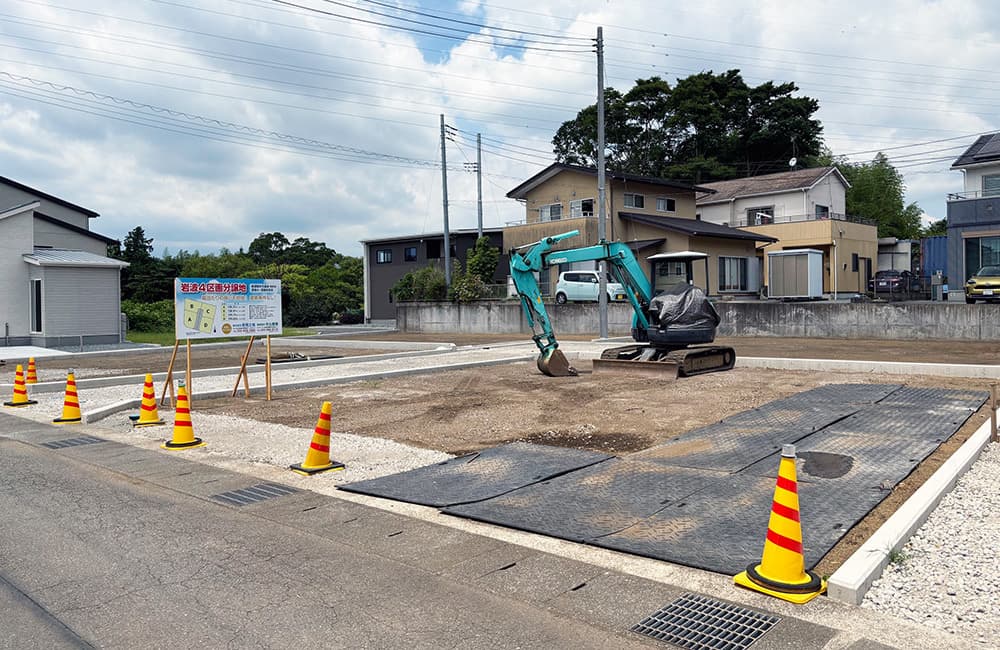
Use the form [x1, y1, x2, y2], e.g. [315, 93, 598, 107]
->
[1, 0, 997, 257]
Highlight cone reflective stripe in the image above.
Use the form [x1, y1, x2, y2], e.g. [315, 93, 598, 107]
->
[161, 383, 205, 450]
[25, 358, 38, 384]
[4, 365, 38, 407]
[290, 401, 344, 475]
[734, 444, 826, 604]
[52, 371, 82, 423]
[132, 373, 165, 427]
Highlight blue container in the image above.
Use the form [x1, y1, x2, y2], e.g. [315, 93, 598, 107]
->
[920, 236, 948, 280]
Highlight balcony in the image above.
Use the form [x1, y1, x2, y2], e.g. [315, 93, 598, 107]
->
[731, 212, 876, 227]
[948, 190, 1000, 201]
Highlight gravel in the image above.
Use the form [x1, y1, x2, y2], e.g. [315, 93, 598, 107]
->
[862, 441, 1000, 646]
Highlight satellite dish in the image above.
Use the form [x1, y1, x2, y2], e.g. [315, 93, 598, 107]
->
[789, 157, 798, 168]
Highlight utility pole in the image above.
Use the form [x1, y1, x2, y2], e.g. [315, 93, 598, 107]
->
[476, 133, 483, 239]
[440, 113, 451, 286]
[596, 26, 608, 339]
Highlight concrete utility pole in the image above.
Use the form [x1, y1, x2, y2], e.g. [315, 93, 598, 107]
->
[596, 26, 608, 339]
[476, 133, 484, 239]
[440, 113, 451, 286]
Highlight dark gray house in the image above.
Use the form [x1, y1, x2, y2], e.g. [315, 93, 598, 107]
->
[0, 176, 127, 347]
[362, 227, 506, 324]
[947, 135, 1000, 297]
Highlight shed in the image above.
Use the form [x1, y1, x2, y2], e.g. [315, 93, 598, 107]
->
[767, 249, 824, 299]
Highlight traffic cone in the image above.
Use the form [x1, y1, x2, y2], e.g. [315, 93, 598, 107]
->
[25, 358, 38, 384]
[52, 370, 82, 423]
[290, 401, 345, 475]
[130, 373, 165, 427]
[4, 364, 38, 407]
[161, 382, 204, 450]
[734, 444, 827, 604]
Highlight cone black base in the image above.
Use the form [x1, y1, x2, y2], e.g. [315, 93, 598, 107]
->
[162, 437, 205, 449]
[4, 400, 38, 407]
[290, 460, 345, 476]
[52, 416, 82, 424]
[744, 563, 824, 594]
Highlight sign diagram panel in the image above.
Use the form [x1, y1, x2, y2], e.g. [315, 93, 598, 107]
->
[174, 278, 282, 340]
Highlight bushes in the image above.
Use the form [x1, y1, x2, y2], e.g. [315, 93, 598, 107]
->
[121, 299, 174, 332]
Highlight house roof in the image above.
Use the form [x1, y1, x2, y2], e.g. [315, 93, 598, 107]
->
[623, 238, 666, 252]
[23, 249, 129, 268]
[618, 212, 778, 243]
[35, 212, 119, 245]
[695, 167, 848, 205]
[951, 134, 1000, 168]
[0, 176, 100, 218]
[506, 163, 715, 199]
[0, 200, 40, 220]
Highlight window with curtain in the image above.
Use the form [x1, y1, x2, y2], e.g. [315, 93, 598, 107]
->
[718, 257, 749, 291]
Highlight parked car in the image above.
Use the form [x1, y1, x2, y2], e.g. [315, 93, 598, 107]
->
[554, 271, 627, 304]
[965, 265, 1000, 303]
[868, 269, 919, 294]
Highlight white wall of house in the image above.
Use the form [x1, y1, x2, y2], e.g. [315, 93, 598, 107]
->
[0, 211, 34, 337]
[41, 267, 122, 337]
[0, 185, 93, 229]
[961, 164, 1000, 196]
[699, 173, 848, 226]
[33, 220, 108, 255]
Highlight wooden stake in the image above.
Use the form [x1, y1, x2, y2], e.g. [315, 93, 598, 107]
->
[232, 336, 255, 398]
[185, 338, 192, 409]
[991, 382, 998, 444]
[160, 339, 180, 407]
[265, 335, 272, 401]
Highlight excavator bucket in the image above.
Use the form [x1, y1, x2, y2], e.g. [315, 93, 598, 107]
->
[537, 348, 577, 377]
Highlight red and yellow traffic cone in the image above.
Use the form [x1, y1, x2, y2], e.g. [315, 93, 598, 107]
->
[290, 401, 345, 475]
[52, 370, 82, 423]
[161, 382, 204, 450]
[25, 357, 38, 384]
[130, 373, 165, 427]
[4, 364, 38, 407]
[734, 444, 826, 604]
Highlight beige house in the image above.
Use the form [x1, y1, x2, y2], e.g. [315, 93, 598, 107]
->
[697, 167, 878, 297]
[506, 163, 775, 296]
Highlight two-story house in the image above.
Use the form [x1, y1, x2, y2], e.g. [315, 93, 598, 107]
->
[696, 167, 878, 297]
[946, 134, 1000, 296]
[0, 176, 128, 348]
[505, 163, 774, 296]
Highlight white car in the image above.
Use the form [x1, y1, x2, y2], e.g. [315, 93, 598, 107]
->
[554, 271, 627, 304]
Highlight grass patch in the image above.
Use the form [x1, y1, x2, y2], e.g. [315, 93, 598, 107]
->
[888, 548, 909, 565]
[127, 328, 314, 347]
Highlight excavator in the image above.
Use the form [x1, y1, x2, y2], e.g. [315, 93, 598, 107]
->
[509, 229, 736, 378]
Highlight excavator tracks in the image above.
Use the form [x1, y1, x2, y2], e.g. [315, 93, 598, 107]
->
[592, 344, 736, 378]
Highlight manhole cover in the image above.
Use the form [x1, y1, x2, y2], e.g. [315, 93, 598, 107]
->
[41, 435, 106, 450]
[211, 483, 298, 507]
[632, 593, 780, 649]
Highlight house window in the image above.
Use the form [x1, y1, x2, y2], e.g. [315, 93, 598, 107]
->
[656, 197, 676, 212]
[376, 249, 392, 264]
[539, 203, 562, 222]
[964, 236, 1000, 280]
[815, 204, 830, 219]
[404, 246, 417, 262]
[719, 257, 749, 292]
[569, 198, 594, 217]
[746, 207, 774, 225]
[624, 193, 644, 209]
[984, 175, 1000, 198]
[29, 279, 42, 333]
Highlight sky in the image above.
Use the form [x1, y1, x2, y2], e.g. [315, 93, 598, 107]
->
[1, 0, 998, 258]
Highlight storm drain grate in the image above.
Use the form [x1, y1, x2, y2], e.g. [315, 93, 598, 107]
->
[41, 435, 106, 450]
[631, 593, 780, 650]
[211, 483, 298, 507]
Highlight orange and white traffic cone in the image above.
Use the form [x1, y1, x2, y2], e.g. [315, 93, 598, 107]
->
[52, 370, 82, 423]
[161, 382, 204, 450]
[4, 364, 38, 407]
[130, 373, 165, 427]
[290, 401, 345, 475]
[25, 357, 38, 384]
[734, 444, 827, 604]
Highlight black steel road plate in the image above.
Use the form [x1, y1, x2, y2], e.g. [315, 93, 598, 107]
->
[876, 386, 988, 410]
[339, 442, 611, 507]
[779, 383, 902, 405]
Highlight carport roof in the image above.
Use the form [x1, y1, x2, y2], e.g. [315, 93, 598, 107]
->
[24, 249, 130, 268]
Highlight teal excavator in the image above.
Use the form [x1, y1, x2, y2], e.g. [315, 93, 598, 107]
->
[509, 230, 736, 378]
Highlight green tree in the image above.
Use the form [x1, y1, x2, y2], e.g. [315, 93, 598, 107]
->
[837, 153, 922, 239]
[248, 232, 291, 266]
[465, 236, 500, 283]
[180, 250, 258, 278]
[391, 265, 447, 301]
[923, 218, 947, 236]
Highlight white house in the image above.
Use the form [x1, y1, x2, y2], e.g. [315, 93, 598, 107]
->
[0, 176, 128, 348]
[695, 166, 850, 226]
[946, 134, 1000, 295]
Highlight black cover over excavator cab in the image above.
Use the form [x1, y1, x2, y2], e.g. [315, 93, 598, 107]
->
[646, 284, 719, 347]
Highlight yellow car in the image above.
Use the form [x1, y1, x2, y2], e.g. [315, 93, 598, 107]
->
[965, 265, 1000, 303]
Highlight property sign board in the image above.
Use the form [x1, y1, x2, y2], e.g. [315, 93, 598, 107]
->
[174, 278, 282, 340]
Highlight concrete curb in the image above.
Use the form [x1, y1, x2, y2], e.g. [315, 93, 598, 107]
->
[82, 353, 535, 422]
[737, 356, 1000, 379]
[826, 417, 994, 605]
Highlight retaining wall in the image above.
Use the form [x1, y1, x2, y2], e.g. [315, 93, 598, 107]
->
[396, 300, 1000, 340]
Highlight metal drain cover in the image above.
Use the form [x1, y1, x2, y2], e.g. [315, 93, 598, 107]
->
[632, 593, 780, 649]
[211, 483, 298, 507]
[41, 435, 106, 450]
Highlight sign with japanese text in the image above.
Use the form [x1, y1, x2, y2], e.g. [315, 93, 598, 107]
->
[174, 278, 282, 340]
